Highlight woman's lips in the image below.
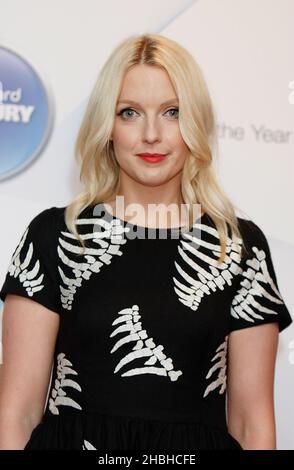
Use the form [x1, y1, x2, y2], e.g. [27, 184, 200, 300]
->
[137, 153, 168, 163]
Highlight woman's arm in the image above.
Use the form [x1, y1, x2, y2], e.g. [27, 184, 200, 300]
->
[226, 322, 279, 450]
[0, 294, 60, 449]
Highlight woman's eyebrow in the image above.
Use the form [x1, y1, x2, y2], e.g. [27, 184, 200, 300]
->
[117, 99, 179, 106]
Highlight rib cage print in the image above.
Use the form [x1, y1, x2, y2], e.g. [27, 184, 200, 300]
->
[49, 352, 82, 415]
[7, 226, 45, 297]
[173, 222, 243, 311]
[203, 336, 228, 397]
[57, 216, 130, 310]
[231, 245, 285, 323]
[110, 304, 183, 382]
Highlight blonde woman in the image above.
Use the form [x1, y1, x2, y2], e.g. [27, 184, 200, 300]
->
[0, 34, 292, 451]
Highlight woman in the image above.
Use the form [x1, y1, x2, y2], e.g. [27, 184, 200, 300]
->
[0, 33, 292, 450]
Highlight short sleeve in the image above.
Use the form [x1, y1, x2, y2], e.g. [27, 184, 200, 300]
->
[0, 207, 61, 315]
[230, 220, 293, 333]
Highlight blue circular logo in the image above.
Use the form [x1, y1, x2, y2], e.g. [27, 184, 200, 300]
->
[0, 46, 54, 181]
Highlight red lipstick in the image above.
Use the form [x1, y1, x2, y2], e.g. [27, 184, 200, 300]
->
[137, 153, 168, 163]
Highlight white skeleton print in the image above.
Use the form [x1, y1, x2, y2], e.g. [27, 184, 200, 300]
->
[110, 304, 183, 382]
[57, 217, 130, 310]
[173, 222, 243, 312]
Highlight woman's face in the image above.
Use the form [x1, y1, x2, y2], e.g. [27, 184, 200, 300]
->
[111, 65, 189, 189]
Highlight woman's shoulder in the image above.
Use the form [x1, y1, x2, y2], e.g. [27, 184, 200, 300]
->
[235, 214, 268, 246]
[26, 205, 67, 232]
[30, 204, 110, 234]
[231, 214, 281, 274]
[27, 205, 66, 222]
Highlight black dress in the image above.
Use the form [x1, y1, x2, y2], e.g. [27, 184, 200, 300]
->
[0, 204, 292, 450]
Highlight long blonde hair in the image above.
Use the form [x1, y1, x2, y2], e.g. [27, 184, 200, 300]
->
[65, 33, 249, 264]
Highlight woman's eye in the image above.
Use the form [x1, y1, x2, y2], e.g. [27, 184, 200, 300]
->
[166, 107, 179, 118]
[117, 108, 137, 119]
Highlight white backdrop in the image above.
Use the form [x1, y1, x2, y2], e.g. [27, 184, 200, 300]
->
[0, 0, 293, 450]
